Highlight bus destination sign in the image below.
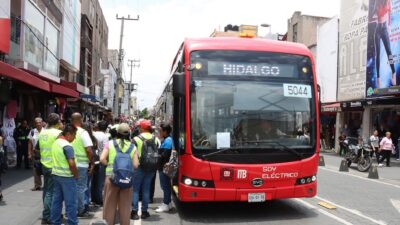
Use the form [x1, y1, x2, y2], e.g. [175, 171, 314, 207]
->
[207, 61, 297, 77]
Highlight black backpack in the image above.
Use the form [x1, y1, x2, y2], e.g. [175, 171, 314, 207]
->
[138, 135, 161, 172]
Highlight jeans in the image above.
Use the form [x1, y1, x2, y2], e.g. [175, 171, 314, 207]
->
[77, 167, 88, 214]
[159, 169, 172, 205]
[85, 173, 92, 209]
[51, 175, 78, 225]
[132, 168, 155, 212]
[91, 164, 105, 204]
[42, 167, 53, 221]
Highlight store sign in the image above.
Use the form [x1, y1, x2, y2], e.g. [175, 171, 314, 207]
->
[338, 0, 368, 101]
[366, 0, 400, 97]
[0, 0, 10, 54]
[341, 101, 364, 110]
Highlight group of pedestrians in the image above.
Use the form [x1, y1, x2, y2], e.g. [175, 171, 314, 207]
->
[0, 112, 175, 225]
[370, 130, 397, 167]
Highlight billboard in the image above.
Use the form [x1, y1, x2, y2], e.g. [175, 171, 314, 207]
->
[0, 0, 10, 54]
[61, 0, 81, 70]
[338, 0, 369, 101]
[366, 0, 400, 97]
[317, 16, 339, 103]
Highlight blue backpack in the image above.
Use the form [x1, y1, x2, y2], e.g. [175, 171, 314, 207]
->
[111, 140, 135, 189]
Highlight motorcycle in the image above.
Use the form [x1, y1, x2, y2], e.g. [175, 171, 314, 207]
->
[344, 140, 372, 172]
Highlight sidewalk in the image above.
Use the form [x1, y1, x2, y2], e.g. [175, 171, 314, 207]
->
[0, 168, 177, 225]
[0, 168, 102, 225]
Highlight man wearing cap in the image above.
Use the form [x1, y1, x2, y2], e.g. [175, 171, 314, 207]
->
[131, 120, 160, 220]
[71, 113, 94, 217]
[101, 123, 138, 225]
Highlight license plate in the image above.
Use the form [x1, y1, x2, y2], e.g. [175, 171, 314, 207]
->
[248, 193, 265, 203]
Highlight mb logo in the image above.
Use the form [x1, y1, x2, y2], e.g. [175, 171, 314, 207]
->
[237, 169, 247, 179]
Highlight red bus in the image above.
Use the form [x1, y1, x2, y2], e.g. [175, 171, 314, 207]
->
[155, 37, 320, 203]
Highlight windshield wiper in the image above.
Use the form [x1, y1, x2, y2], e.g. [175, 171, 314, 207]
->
[256, 140, 304, 159]
[201, 148, 241, 159]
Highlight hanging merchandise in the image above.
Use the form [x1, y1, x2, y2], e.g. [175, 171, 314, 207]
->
[2, 107, 16, 167]
[6, 99, 18, 118]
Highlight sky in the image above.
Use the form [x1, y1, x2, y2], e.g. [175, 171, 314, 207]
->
[98, 0, 340, 110]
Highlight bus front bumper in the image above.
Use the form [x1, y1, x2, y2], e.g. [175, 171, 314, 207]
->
[177, 182, 317, 202]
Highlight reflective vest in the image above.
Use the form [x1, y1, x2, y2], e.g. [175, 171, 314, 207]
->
[51, 138, 76, 177]
[38, 128, 61, 169]
[72, 127, 89, 166]
[106, 139, 135, 176]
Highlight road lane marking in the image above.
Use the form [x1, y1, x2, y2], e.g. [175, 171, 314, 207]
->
[315, 196, 387, 225]
[390, 199, 400, 214]
[319, 166, 400, 189]
[318, 201, 337, 209]
[295, 199, 354, 225]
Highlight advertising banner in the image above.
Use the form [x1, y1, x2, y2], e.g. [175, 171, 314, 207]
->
[0, 0, 10, 54]
[317, 16, 339, 103]
[366, 0, 400, 97]
[338, 0, 369, 101]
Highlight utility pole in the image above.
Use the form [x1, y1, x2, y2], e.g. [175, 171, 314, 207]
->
[114, 14, 139, 117]
[127, 59, 140, 117]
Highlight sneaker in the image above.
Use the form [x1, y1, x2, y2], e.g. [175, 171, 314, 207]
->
[155, 203, 171, 213]
[396, 158, 400, 161]
[378, 163, 384, 167]
[41, 219, 51, 225]
[130, 210, 139, 220]
[141, 211, 150, 219]
[77, 211, 91, 218]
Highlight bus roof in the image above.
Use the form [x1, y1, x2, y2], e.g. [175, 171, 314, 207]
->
[184, 37, 313, 59]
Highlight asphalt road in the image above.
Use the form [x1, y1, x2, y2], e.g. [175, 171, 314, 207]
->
[1, 153, 399, 225]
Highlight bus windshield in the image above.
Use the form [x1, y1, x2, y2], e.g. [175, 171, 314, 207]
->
[190, 50, 316, 154]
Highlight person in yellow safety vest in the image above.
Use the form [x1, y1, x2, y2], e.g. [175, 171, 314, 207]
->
[71, 113, 94, 217]
[100, 123, 139, 225]
[50, 124, 79, 225]
[36, 113, 62, 225]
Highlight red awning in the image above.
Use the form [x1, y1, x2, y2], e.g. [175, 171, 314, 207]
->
[50, 83, 79, 98]
[0, 61, 50, 91]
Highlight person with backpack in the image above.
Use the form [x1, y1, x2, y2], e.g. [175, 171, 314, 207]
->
[100, 123, 138, 225]
[155, 123, 174, 213]
[50, 124, 79, 225]
[131, 119, 161, 220]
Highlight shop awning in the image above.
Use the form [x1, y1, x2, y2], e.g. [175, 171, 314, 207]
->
[322, 103, 340, 112]
[0, 61, 50, 91]
[50, 83, 79, 98]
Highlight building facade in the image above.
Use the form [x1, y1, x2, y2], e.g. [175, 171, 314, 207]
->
[336, 0, 400, 153]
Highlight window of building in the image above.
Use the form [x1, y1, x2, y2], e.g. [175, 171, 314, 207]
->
[293, 23, 298, 42]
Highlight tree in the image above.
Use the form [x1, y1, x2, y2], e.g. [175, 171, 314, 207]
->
[140, 107, 149, 119]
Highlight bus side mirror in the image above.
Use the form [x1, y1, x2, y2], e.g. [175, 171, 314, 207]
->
[173, 73, 185, 97]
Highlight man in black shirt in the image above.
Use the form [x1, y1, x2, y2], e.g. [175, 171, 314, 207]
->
[14, 120, 30, 169]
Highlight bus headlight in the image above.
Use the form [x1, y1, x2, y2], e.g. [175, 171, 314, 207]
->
[181, 176, 215, 188]
[184, 178, 193, 186]
[311, 175, 317, 182]
[296, 175, 317, 185]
